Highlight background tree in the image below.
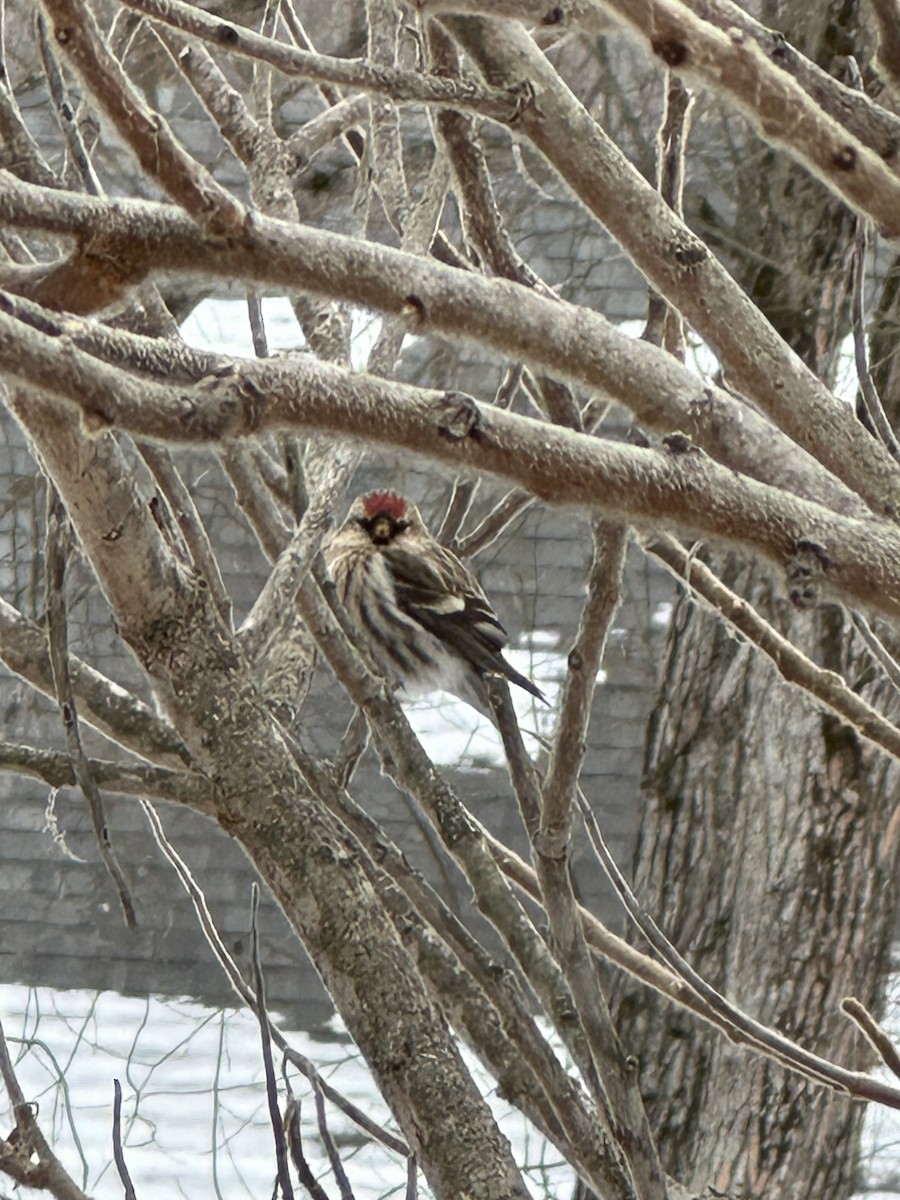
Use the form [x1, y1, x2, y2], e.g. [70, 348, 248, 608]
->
[2, 1, 900, 1198]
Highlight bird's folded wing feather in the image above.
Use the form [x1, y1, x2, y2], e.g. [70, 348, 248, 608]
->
[384, 546, 510, 660]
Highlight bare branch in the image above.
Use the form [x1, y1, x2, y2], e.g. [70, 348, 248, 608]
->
[556, 0, 900, 225]
[645, 534, 900, 762]
[455, 490, 534, 559]
[679, 0, 900, 163]
[116, 0, 527, 119]
[285, 1098, 334, 1200]
[841, 996, 900, 1083]
[283, 95, 369, 165]
[488, 680, 663, 1198]
[36, 11, 103, 195]
[0, 177, 876, 518]
[0, 740, 212, 809]
[312, 1077, 355, 1200]
[138, 443, 233, 627]
[851, 219, 900, 460]
[45, 486, 136, 926]
[112, 1080, 138, 1200]
[249, 883, 295, 1200]
[41, 0, 244, 232]
[142, 799, 411, 1160]
[7, 316, 900, 626]
[643, 72, 692, 357]
[0, 1018, 91, 1200]
[540, 522, 627, 856]
[576, 790, 900, 1108]
[0, 595, 190, 767]
[444, 17, 900, 515]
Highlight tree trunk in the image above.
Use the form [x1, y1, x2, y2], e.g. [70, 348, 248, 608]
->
[615, 4, 900, 1196]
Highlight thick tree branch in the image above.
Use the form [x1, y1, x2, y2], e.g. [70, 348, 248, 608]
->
[9, 392, 189, 654]
[5, 315, 900, 627]
[10, 394, 534, 1200]
[681, 0, 900, 163]
[444, 17, 900, 518]
[0, 176, 879, 518]
[571, 0, 900, 222]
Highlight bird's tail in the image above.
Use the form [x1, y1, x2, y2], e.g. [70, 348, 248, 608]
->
[500, 658, 548, 705]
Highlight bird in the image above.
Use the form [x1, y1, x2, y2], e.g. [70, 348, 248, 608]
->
[323, 490, 546, 715]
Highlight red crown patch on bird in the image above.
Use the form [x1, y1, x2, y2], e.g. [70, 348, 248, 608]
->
[363, 491, 407, 520]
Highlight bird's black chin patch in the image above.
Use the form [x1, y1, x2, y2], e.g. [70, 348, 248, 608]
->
[357, 513, 409, 545]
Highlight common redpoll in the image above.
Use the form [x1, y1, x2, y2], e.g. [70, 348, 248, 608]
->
[324, 491, 546, 714]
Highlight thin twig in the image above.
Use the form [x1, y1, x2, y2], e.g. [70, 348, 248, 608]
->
[36, 12, 104, 195]
[312, 1078, 355, 1200]
[248, 289, 270, 358]
[138, 443, 233, 628]
[436, 478, 479, 548]
[851, 610, 900, 694]
[575, 789, 900, 1104]
[645, 534, 900, 763]
[112, 1080, 137, 1200]
[250, 883, 295, 1200]
[484, 819, 900, 1109]
[841, 997, 900, 1082]
[118, 0, 525, 119]
[455, 490, 535, 559]
[45, 486, 136, 926]
[540, 521, 627, 857]
[487, 679, 667, 1200]
[851, 216, 900, 461]
[642, 71, 692, 359]
[141, 801, 409, 1158]
[284, 1096, 333, 1200]
[0, 1019, 91, 1200]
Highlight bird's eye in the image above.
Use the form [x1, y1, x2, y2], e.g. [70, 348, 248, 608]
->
[395, 521, 409, 534]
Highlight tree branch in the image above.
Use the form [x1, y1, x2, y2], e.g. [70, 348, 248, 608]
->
[540, 522, 627, 856]
[6, 315, 900, 626]
[41, 0, 244, 233]
[115, 0, 527, 119]
[443, 16, 900, 517]
[0, 595, 190, 767]
[0, 175, 876, 518]
[644, 534, 900, 763]
[0, 740, 213, 808]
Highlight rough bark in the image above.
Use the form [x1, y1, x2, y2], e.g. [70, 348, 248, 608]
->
[11, 395, 532, 1200]
[614, 5, 900, 1196]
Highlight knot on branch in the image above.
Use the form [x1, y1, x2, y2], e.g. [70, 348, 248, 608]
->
[651, 37, 688, 67]
[436, 392, 481, 442]
[507, 80, 540, 123]
[832, 144, 857, 172]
